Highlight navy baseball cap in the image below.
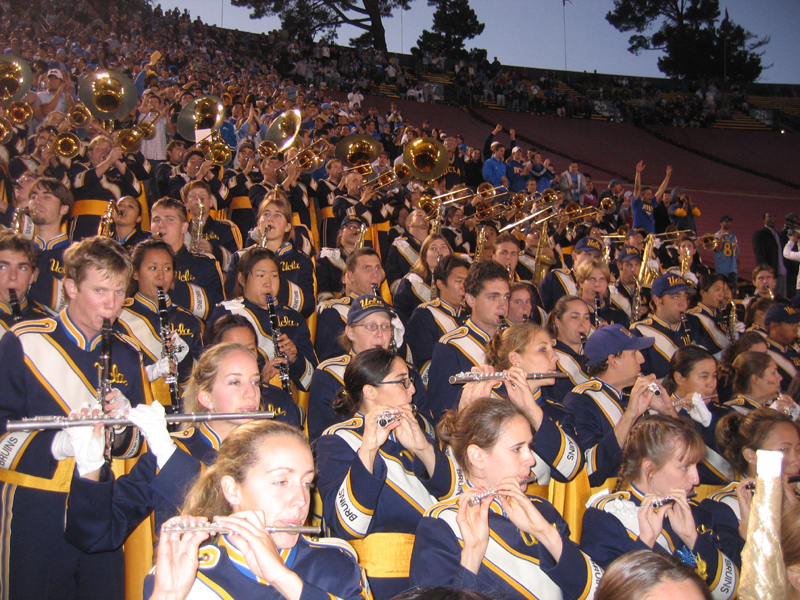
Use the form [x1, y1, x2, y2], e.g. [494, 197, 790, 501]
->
[575, 237, 604, 255]
[347, 295, 397, 325]
[609, 179, 623, 187]
[341, 215, 367, 229]
[616, 247, 641, 263]
[585, 325, 654, 367]
[651, 273, 691, 297]
[719, 215, 732, 223]
[764, 304, 800, 327]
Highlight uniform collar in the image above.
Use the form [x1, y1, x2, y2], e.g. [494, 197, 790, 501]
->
[275, 242, 293, 256]
[596, 378, 623, 401]
[436, 297, 461, 317]
[0, 295, 28, 316]
[554, 338, 583, 359]
[198, 421, 222, 450]
[730, 394, 764, 410]
[133, 292, 166, 314]
[766, 337, 790, 353]
[465, 318, 492, 343]
[696, 302, 717, 316]
[220, 535, 298, 583]
[34, 232, 69, 250]
[59, 308, 103, 351]
[652, 312, 681, 332]
[115, 227, 139, 244]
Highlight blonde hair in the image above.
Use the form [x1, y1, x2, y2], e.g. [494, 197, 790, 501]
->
[574, 258, 610, 290]
[410, 234, 451, 281]
[485, 322, 549, 371]
[63, 236, 132, 288]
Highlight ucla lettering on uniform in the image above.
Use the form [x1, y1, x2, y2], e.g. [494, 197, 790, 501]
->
[176, 270, 195, 282]
[49, 258, 66, 274]
[174, 323, 194, 337]
[281, 260, 300, 271]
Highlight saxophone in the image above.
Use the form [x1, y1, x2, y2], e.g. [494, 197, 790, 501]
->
[97, 318, 114, 465]
[532, 226, 555, 285]
[190, 197, 205, 253]
[156, 286, 181, 413]
[679, 244, 691, 279]
[266, 294, 292, 398]
[354, 223, 368, 250]
[97, 199, 115, 237]
[727, 300, 739, 343]
[473, 225, 487, 263]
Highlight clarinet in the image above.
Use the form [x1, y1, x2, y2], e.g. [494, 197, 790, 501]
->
[97, 318, 114, 465]
[266, 294, 292, 397]
[8, 288, 23, 323]
[156, 286, 181, 414]
[680, 311, 691, 341]
[594, 292, 603, 328]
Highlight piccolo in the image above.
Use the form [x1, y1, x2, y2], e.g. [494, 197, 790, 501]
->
[5, 411, 275, 432]
[744, 474, 800, 491]
[467, 475, 538, 506]
[651, 490, 697, 509]
[162, 522, 320, 535]
[377, 404, 417, 428]
[449, 372, 570, 385]
[646, 382, 662, 397]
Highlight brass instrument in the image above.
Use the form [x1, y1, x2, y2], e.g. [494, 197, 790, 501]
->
[266, 293, 292, 398]
[7, 101, 32, 125]
[402, 137, 448, 182]
[448, 371, 569, 384]
[157, 286, 181, 413]
[727, 300, 739, 343]
[500, 199, 560, 233]
[6, 411, 275, 432]
[9, 206, 28, 234]
[335, 134, 381, 170]
[637, 234, 660, 287]
[698, 233, 717, 251]
[0, 55, 33, 102]
[377, 404, 417, 428]
[190, 197, 205, 253]
[277, 138, 330, 174]
[467, 475, 538, 506]
[66, 104, 92, 128]
[257, 109, 301, 159]
[0, 117, 16, 145]
[177, 95, 225, 141]
[473, 225, 488, 263]
[162, 522, 318, 536]
[767, 288, 775, 300]
[51, 131, 82, 159]
[532, 226, 555, 286]
[341, 161, 373, 176]
[364, 164, 412, 195]
[8, 288, 22, 323]
[679, 244, 692, 280]
[98, 318, 114, 465]
[78, 69, 138, 122]
[354, 222, 368, 250]
[97, 199, 115, 237]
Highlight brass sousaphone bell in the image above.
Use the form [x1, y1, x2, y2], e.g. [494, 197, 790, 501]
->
[335, 134, 381, 174]
[176, 95, 231, 166]
[402, 137, 448, 182]
[78, 69, 138, 122]
[0, 56, 33, 145]
[257, 109, 301, 159]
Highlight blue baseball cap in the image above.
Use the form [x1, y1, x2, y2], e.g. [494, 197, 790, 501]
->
[765, 304, 800, 327]
[585, 325, 655, 367]
[341, 215, 367, 229]
[616, 247, 641, 263]
[651, 273, 691, 297]
[347, 295, 397, 325]
[575, 237, 604, 255]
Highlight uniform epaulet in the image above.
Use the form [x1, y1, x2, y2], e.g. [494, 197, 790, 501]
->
[319, 296, 351, 311]
[418, 298, 441, 310]
[323, 416, 363, 436]
[424, 495, 460, 518]
[707, 482, 740, 502]
[11, 317, 57, 335]
[174, 305, 195, 318]
[440, 326, 468, 343]
[123, 298, 134, 307]
[553, 267, 571, 275]
[115, 331, 145, 352]
[573, 380, 603, 393]
[686, 307, 701, 315]
[542, 397, 568, 409]
[318, 354, 351, 370]
[306, 537, 359, 561]
[589, 490, 630, 510]
[632, 318, 653, 327]
[171, 427, 196, 439]
[191, 250, 216, 260]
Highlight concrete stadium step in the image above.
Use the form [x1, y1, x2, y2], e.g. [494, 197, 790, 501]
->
[713, 115, 771, 131]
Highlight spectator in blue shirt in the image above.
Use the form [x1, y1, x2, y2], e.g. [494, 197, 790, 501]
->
[482, 143, 508, 187]
[632, 161, 672, 235]
[669, 187, 701, 233]
[505, 146, 531, 192]
[714, 215, 739, 293]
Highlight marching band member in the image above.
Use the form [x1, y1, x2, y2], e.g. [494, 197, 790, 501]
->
[0, 231, 49, 330]
[539, 236, 604, 312]
[315, 158, 346, 249]
[613, 247, 649, 321]
[763, 304, 800, 390]
[112, 195, 151, 250]
[507, 281, 547, 325]
[687, 274, 729, 356]
[724, 350, 797, 415]
[574, 259, 630, 328]
[716, 331, 768, 403]
[581, 414, 741, 600]
[149, 197, 225, 320]
[743, 296, 774, 336]
[484, 322, 585, 483]
[116, 239, 203, 395]
[663, 345, 733, 484]
[517, 224, 560, 284]
[28, 177, 72, 313]
[492, 232, 523, 282]
[144, 420, 370, 600]
[315, 215, 368, 303]
[410, 397, 602, 599]
[316, 347, 457, 599]
[207, 247, 317, 394]
[223, 140, 261, 239]
[385, 208, 428, 292]
[427, 260, 511, 421]
[406, 255, 468, 383]
[315, 247, 385, 361]
[543, 295, 590, 401]
[564, 325, 675, 487]
[0, 236, 149, 599]
[225, 193, 315, 317]
[393, 233, 452, 323]
[308, 294, 426, 441]
[181, 180, 242, 274]
[332, 171, 391, 255]
[166, 149, 229, 212]
[632, 273, 701, 379]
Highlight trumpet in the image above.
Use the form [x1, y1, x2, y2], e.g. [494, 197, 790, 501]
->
[161, 521, 320, 535]
[6, 411, 275, 432]
[651, 490, 697, 509]
[467, 475, 538, 506]
[448, 371, 570, 384]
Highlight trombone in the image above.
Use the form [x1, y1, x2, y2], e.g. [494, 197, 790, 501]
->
[277, 138, 330, 174]
[366, 163, 412, 194]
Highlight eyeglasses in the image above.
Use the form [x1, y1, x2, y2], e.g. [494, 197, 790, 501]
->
[376, 374, 415, 389]
[352, 322, 393, 333]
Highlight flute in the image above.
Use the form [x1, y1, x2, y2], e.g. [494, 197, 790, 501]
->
[376, 404, 416, 428]
[162, 522, 320, 535]
[449, 371, 570, 385]
[467, 475, 539, 506]
[672, 394, 718, 410]
[744, 474, 800, 491]
[651, 490, 697, 509]
[6, 411, 275, 432]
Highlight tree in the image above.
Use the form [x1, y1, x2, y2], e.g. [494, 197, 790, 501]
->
[229, 0, 414, 52]
[412, 0, 485, 62]
[606, 0, 769, 82]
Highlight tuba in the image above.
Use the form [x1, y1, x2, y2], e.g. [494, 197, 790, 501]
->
[257, 109, 301, 159]
[402, 137, 448, 182]
[335, 134, 381, 172]
[78, 69, 138, 122]
[0, 56, 33, 103]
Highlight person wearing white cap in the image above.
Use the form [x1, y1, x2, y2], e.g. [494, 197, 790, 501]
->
[33, 68, 75, 124]
[506, 146, 531, 192]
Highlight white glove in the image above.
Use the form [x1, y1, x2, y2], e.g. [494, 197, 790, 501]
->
[653, 238, 663, 249]
[689, 392, 713, 427]
[128, 403, 176, 469]
[104, 388, 131, 418]
[735, 321, 746, 334]
[51, 403, 101, 460]
[391, 316, 406, 349]
[68, 423, 106, 476]
[145, 356, 173, 382]
[170, 330, 190, 363]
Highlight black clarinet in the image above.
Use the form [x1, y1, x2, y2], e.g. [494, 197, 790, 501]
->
[680, 311, 691, 341]
[8, 288, 23, 323]
[266, 294, 292, 398]
[156, 286, 181, 415]
[594, 292, 603, 328]
[98, 318, 114, 465]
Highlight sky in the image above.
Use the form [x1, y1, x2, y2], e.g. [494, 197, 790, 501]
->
[158, 0, 800, 84]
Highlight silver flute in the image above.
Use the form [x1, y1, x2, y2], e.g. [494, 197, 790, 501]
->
[377, 404, 417, 428]
[467, 475, 539, 506]
[651, 490, 697, 509]
[6, 411, 275, 432]
[449, 371, 570, 385]
[162, 522, 320, 535]
[646, 382, 662, 397]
